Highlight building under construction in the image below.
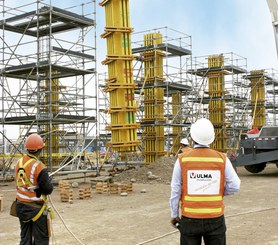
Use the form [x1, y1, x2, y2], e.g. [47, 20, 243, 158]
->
[1, 0, 278, 172]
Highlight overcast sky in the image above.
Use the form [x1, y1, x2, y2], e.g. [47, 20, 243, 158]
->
[97, 0, 278, 71]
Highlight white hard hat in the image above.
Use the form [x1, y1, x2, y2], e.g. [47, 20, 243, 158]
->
[190, 118, 215, 145]
[180, 138, 189, 145]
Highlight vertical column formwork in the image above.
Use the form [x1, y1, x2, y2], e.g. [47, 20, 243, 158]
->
[249, 70, 266, 128]
[172, 93, 182, 153]
[142, 33, 165, 163]
[208, 55, 226, 152]
[100, 0, 140, 156]
[42, 76, 65, 165]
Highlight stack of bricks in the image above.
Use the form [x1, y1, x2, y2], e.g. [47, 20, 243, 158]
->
[79, 187, 92, 199]
[120, 182, 133, 193]
[95, 182, 132, 195]
[59, 180, 73, 203]
[126, 182, 133, 192]
[120, 183, 128, 193]
[0, 194, 3, 212]
[95, 182, 109, 194]
[95, 182, 103, 194]
[109, 183, 119, 194]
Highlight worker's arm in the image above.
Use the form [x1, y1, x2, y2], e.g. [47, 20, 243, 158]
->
[224, 157, 241, 195]
[169, 158, 182, 218]
[35, 168, 53, 197]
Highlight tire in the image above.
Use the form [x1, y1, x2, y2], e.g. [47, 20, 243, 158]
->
[244, 163, 266, 173]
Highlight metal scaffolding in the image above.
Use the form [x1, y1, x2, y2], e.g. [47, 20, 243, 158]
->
[132, 27, 193, 160]
[140, 32, 165, 163]
[188, 52, 249, 153]
[0, 0, 97, 171]
[245, 68, 278, 128]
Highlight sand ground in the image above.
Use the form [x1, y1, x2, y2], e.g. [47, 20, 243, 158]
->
[0, 165, 277, 245]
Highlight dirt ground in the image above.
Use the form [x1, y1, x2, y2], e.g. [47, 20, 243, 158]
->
[0, 161, 278, 245]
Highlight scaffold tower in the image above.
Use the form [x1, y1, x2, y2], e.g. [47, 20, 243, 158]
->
[99, 0, 140, 157]
[246, 70, 266, 129]
[265, 69, 278, 125]
[245, 69, 278, 128]
[207, 55, 227, 151]
[132, 27, 192, 160]
[141, 33, 165, 163]
[188, 53, 249, 153]
[0, 0, 97, 171]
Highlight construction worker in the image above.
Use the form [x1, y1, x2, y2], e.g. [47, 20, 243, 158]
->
[178, 138, 191, 154]
[169, 118, 240, 245]
[15, 133, 53, 245]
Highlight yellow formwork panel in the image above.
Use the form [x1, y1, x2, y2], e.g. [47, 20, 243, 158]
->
[100, 0, 140, 153]
[249, 70, 266, 129]
[43, 75, 64, 166]
[208, 55, 224, 67]
[143, 33, 165, 163]
[172, 93, 182, 153]
[208, 55, 226, 152]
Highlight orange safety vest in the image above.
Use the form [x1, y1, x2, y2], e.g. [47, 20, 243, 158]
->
[178, 147, 192, 158]
[15, 154, 46, 203]
[179, 148, 226, 219]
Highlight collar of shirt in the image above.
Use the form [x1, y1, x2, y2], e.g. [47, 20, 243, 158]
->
[194, 144, 209, 148]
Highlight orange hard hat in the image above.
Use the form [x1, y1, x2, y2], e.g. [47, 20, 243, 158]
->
[24, 133, 45, 151]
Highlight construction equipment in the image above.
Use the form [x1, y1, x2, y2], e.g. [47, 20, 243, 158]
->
[231, 126, 278, 173]
[231, 1, 278, 173]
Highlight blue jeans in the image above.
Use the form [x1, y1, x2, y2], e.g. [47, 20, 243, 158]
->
[180, 215, 226, 245]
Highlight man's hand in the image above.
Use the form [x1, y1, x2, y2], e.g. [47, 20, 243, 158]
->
[170, 217, 181, 229]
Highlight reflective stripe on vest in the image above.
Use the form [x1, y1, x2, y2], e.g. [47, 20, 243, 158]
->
[16, 192, 42, 202]
[184, 207, 222, 214]
[30, 161, 39, 184]
[182, 157, 224, 163]
[184, 195, 223, 202]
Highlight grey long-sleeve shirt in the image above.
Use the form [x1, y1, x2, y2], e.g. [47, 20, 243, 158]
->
[169, 145, 241, 218]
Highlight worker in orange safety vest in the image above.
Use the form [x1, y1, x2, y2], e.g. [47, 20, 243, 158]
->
[169, 118, 240, 245]
[178, 138, 192, 155]
[15, 133, 53, 245]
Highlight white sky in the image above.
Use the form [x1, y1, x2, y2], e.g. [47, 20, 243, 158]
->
[2, 0, 278, 140]
[97, 0, 278, 71]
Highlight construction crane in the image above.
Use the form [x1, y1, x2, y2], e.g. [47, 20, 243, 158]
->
[267, 0, 278, 58]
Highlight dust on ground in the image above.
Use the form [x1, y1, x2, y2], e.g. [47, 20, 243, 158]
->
[112, 156, 176, 184]
[1, 160, 278, 245]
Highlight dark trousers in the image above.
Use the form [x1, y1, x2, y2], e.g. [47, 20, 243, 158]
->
[16, 202, 49, 245]
[180, 215, 226, 245]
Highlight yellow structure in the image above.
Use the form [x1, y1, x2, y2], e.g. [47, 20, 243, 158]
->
[100, 0, 140, 154]
[247, 70, 266, 129]
[42, 76, 65, 165]
[207, 55, 227, 152]
[189, 53, 249, 153]
[141, 33, 165, 163]
[172, 93, 183, 153]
